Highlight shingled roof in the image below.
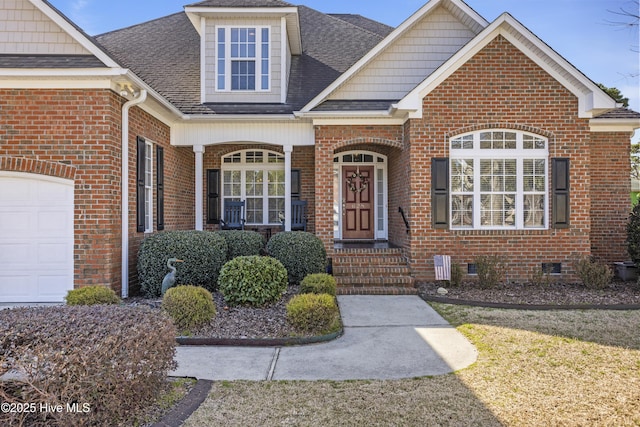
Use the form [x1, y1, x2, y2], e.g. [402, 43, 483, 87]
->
[594, 108, 640, 119]
[95, 4, 386, 115]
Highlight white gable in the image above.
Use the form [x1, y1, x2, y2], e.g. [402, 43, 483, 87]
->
[0, 0, 90, 55]
[330, 5, 481, 101]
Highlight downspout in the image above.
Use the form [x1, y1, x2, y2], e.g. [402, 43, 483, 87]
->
[121, 89, 147, 298]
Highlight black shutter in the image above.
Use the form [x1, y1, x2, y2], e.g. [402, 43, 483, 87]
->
[432, 158, 449, 229]
[136, 137, 146, 233]
[552, 158, 570, 229]
[156, 146, 165, 231]
[207, 169, 220, 224]
[291, 169, 301, 200]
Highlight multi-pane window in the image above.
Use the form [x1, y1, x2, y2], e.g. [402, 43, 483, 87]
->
[222, 150, 284, 225]
[450, 131, 548, 229]
[144, 141, 153, 233]
[217, 27, 270, 91]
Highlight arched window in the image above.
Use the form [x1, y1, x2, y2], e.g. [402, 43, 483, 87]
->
[221, 149, 284, 225]
[449, 130, 548, 229]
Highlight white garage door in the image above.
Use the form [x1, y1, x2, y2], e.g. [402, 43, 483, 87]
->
[0, 172, 74, 303]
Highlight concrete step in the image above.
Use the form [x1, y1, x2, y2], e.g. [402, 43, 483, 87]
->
[332, 265, 411, 277]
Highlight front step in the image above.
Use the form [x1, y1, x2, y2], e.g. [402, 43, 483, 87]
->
[332, 246, 415, 295]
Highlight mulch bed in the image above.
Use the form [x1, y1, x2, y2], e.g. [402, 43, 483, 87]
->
[417, 280, 640, 308]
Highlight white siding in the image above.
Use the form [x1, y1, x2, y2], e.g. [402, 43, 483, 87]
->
[330, 6, 478, 100]
[204, 17, 283, 103]
[172, 120, 314, 147]
[0, 0, 90, 55]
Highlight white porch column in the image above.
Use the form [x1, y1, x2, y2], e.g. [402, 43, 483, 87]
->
[284, 145, 293, 231]
[194, 145, 205, 231]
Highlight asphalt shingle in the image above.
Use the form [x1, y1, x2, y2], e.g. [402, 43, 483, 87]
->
[0, 55, 105, 68]
[95, 3, 386, 115]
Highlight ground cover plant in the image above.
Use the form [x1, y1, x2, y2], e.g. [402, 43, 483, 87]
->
[0, 305, 177, 427]
[182, 305, 640, 426]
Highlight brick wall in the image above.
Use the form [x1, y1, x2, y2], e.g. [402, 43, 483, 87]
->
[409, 35, 594, 282]
[0, 88, 193, 296]
[589, 131, 632, 263]
[127, 107, 194, 295]
[0, 89, 123, 290]
[314, 126, 404, 255]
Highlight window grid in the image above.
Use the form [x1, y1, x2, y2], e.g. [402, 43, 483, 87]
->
[221, 150, 285, 226]
[450, 131, 548, 230]
[144, 142, 153, 233]
[216, 26, 270, 92]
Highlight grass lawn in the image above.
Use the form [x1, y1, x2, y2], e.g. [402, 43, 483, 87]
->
[183, 304, 640, 426]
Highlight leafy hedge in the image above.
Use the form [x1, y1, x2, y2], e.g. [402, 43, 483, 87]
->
[300, 273, 337, 296]
[162, 285, 216, 332]
[216, 230, 264, 259]
[266, 232, 327, 284]
[628, 202, 640, 265]
[286, 293, 340, 334]
[138, 230, 228, 297]
[0, 305, 176, 427]
[218, 256, 288, 307]
[65, 285, 120, 305]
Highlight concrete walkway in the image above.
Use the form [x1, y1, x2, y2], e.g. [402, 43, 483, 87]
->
[170, 295, 477, 381]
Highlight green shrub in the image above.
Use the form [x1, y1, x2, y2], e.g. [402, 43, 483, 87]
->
[300, 273, 337, 296]
[266, 232, 327, 284]
[138, 230, 228, 297]
[627, 202, 640, 266]
[218, 256, 288, 307]
[574, 256, 613, 290]
[162, 285, 216, 332]
[474, 254, 506, 289]
[0, 305, 176, 427]
[286, 293, 340, 334]
[216, 230, 265, 259]
[65, 285, 120, 305]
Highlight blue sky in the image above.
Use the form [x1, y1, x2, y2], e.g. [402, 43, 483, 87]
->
[50, 0, 639, 116]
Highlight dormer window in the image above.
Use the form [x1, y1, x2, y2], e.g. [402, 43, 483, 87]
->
[217, 26, 270, 92]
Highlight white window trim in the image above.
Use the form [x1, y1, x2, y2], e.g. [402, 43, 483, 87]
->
[144, 140, 154, 234]
[215, 26, 271, 92]
[221, 149, 285, 226]
[450, 130, 549, 230]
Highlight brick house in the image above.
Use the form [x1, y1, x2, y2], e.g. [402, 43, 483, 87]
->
[1, 0, 638, 302]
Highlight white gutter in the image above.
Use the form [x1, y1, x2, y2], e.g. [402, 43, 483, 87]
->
[121, 89, 147, 298]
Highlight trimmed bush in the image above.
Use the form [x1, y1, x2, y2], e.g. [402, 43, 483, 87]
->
[138, 230, 228, 297]
[286, 293, 340, 334]
[266, 232, 327, 284]
[627, 202, 640, 266]
[574, 256, 613, 290]
[162, 285, 216, 332]
[0, 305, 176, 427]
[300, 273, 337, 296]
[65, 285, 120, 305]
[216, 230, 265, 259]
[218, 256, 288, 307]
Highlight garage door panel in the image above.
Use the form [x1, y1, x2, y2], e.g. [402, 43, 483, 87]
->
[0, 273, 35, 298]
[0, 243, 32, 264]
[38, 243, 71, 264]
[0, 211, 33, 235]
[38, 274, 73, 299]
[0, 173, 74, 303]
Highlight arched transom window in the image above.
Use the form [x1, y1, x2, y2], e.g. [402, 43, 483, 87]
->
[449, 130, 549, 229]
[221, 149, 284, 225]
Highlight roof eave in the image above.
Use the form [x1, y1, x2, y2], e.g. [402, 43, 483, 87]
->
[396, 13, 618, 119]
[589, 118, 640, 133]
[300, 0, 489, 113]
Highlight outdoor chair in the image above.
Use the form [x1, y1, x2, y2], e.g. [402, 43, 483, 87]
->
[281, 200, 307, 231]
[220, 200, 245, 230]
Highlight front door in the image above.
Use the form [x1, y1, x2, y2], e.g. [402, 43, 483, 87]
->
[342, 165, 374, 239]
